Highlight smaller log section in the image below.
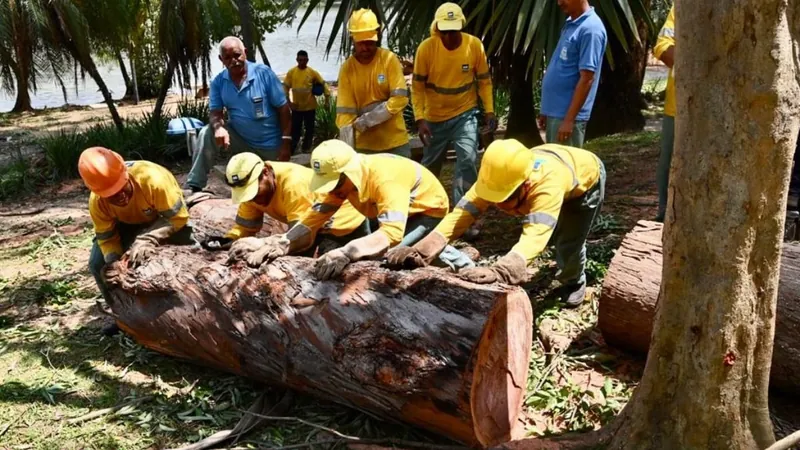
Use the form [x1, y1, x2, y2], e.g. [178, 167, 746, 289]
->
[106, 198, 534, 447]
[598, 220, 800, 395]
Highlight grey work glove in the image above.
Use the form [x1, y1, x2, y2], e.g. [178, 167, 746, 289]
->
[385, 231, 447, 269]
[227, 236, 268, 263]
[354, 103, 392, 132]
[457, 251, 528, 285]
[338, 124, 355, 147]
[315, 249, 350, 280]
[245, 235, 291, 268]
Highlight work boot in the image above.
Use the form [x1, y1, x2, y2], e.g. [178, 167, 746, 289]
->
[102, 321, 120, 337]
[561, 281, 586, 309]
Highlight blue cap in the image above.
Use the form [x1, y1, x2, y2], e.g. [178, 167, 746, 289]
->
[167, 117, 205, 136]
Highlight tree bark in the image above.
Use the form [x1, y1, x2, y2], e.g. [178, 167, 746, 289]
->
[585, 15, 648, 139]
[257, 41, 271, 67]
[153, 58, 177, 120]
[598, 221, 800, 396]
[116, 50, 133, 100]
[603, 0, 800, 447]
[235, 0, 258, 63]
[107, 199, 533, 448]
[505, 62, 544, 148]
[84, 56, 125, 133]
[11, 62, 32, 113]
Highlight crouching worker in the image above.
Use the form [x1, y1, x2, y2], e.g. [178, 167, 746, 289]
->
[80, 147, 193, 335]
[386, 139, 605, 308]
[244, 140, 475, 279]
[202, 152, 369, 265]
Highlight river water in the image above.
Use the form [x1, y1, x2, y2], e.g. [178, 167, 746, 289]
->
[0, 8, 344, 112]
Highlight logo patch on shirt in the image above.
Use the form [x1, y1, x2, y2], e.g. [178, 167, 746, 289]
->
[377, 74, 386, 84]
[461, 64, 469, 72]
[560, 46, 569, 61]
[533, 159, 545, 171]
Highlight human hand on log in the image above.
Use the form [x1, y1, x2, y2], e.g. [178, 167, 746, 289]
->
[103, 261, 135, 287]
[128, 239, 157, 268]
[458, 252, 528, 285]
[245, 235, 290, 267]
[227, 237, 268, 263]
[315, 249, 350, 280]
[384, 246, 427, 269]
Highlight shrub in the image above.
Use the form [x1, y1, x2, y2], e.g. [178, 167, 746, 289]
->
[314, 96, 340, 146]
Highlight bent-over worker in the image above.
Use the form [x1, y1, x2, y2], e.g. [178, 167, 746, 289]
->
[202, 152, 369, 265]
[80, 147, 193, 335]
[336, 9, 410, 157]
[246, 140, 475, 279]
[386, 139, 605, 308]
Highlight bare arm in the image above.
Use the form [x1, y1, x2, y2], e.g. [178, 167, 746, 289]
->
[563, 70, 595, 124]
[277, 103, 292, 161]
[659, 46, 675, 69]
[210, 110, 225, 130]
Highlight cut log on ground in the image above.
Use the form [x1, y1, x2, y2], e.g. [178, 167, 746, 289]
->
[598, 220, 800, 395]
[106, 197, 533, 448]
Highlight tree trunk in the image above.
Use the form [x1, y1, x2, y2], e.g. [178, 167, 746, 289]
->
[116, 50, 133, 100]
[257, 41, 271, 67]
[585, 15, 648, 139]
[85, 57, 125, 133]
[604, 0, 800, 447]
[598, 221, 800, 396]
[505, 60, 544, 148]
[130, 51, 139, 105]
[11, 63, 32, 113]
[153, 58, 177, 120]
[235, 0, 257, 63]
[107, 199, 533, 448]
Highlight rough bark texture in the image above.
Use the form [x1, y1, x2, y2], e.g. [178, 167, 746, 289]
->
[153, 58, 177, 120]
[598, 221, 800, 395]
[585, 15, 648, 139]
[604, 0, 800, 448]
[107, 199, 533, 448]
[505, 58, 544, 148]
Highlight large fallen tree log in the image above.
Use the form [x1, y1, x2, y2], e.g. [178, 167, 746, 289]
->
[598, 220, 800, 395]
[106, 199, 533, 448]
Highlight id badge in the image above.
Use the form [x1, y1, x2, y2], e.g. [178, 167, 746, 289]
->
[253, 96, 265, 119]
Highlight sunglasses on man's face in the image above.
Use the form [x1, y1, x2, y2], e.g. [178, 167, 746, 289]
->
[226, 164, 260, 188]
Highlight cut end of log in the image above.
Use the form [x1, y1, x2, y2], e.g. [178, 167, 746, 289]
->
[471, 289, 533, 447]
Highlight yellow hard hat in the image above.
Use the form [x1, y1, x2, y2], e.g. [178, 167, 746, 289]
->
[348, 8, 380, 42]
[433, 3, 466, 32]
[226, 152, 265, 204]
[475, 139, 535, 202]
[309, 140, 363, 194]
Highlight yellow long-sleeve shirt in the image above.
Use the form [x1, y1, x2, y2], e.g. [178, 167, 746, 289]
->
[283, 66, 330, 112]
[412, 33, 493, 123]
[295, 154, 448, 245]
[225, 162, 365, 241]
[336, 48, 409, 151]
[89, 160, 188, 263]
[653, 6, 675, 117]
[435, 144, 601, 264]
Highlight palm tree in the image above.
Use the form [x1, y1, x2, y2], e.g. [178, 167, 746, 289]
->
[289, 0, 653, 146]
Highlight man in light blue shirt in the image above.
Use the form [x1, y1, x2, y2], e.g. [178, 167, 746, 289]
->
[187, 36, 292, 192]
[538, 0, 607, 148]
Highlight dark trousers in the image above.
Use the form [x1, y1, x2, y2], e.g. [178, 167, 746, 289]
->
[291, 110, 316, 152]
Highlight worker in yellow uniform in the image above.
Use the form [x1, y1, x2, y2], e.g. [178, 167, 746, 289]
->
[201, 152, 369, 265]
[413, 2, 495, 206]
[653, 5, 675, 222]
[336, 9, 410, 157]
[243, 140, 475, 279]
[283, 50, 331, 153]
[80, 147, 193, 335]
[386, 139, 605, 308]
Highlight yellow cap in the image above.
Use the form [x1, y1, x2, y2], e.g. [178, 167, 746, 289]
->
[348, 9, 380, 41]
[309, 140, 362, 194]
[475, 139, 534, 202]
[434, 3, 466, 32]
[226, 152, 265, 204]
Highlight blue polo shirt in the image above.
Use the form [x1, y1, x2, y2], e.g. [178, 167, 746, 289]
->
[540, 8, 607, 122]
[209, 61, 288, 149]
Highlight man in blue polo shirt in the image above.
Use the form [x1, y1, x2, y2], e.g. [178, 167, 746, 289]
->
[186, 36, 292, 192]
[538, 0, 607, 148]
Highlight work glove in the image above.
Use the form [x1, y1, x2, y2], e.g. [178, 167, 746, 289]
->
[354, 103, 392, 132]
[227, 236, 268, 263]
[315, 249, 350, 280]
[201, 236, 233, 250]
[128, 239, 157, 268]
[338, 124, 355, 147]
[385, 231, 447, 269]
[245, 235, 290, 268]
[457, 251, 528, 285]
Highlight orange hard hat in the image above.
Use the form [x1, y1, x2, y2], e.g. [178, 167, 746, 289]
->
[78, 147, 129, 198]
